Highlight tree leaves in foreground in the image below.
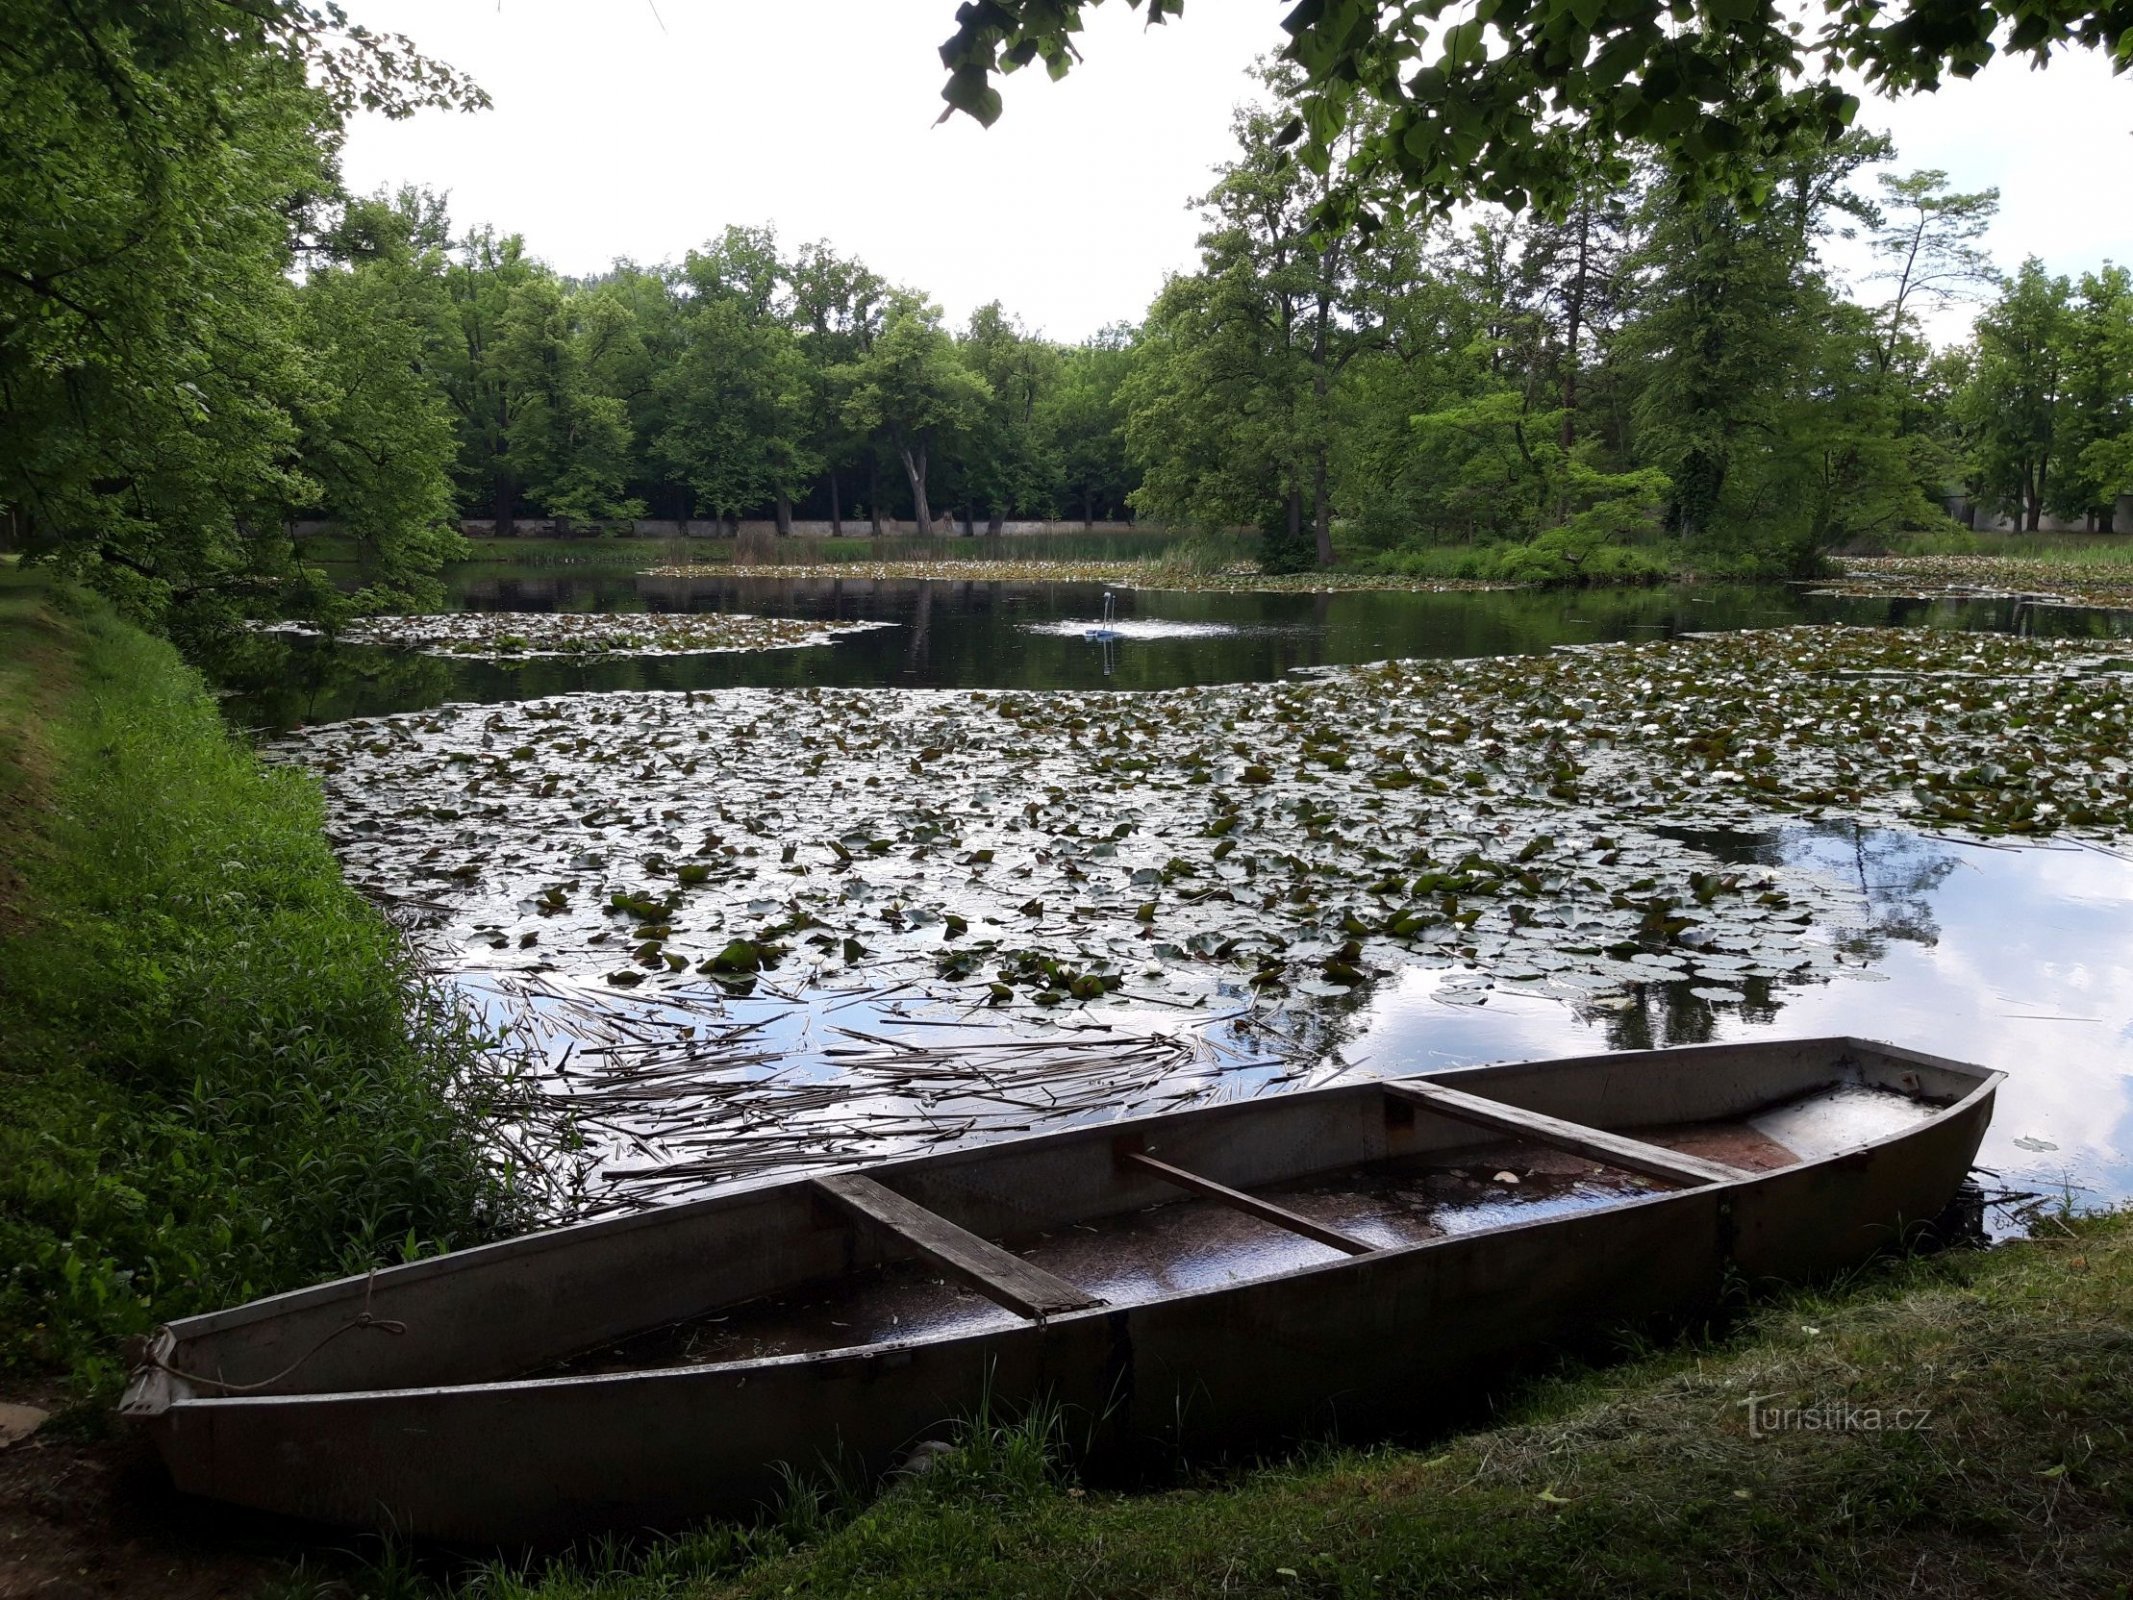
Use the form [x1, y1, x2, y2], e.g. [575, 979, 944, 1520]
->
[937, 0, 2133, 215]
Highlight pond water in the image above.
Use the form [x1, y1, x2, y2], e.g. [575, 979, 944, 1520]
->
[230, 566, 2133, 1223]
[1338, 822, 2133, 1215]
[221, 568, 2132, 731]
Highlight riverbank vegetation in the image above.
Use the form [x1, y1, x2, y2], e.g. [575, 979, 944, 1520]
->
[12, 13, 2133, 632]
[0, 575, 536, 1393]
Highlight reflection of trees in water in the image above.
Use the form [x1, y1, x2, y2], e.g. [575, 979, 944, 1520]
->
[1590, 822, 1960, 1052]
[1819, 821, 1962, 966]
[1593, 974, 1783, 1053]
[208, 636, 457, 731]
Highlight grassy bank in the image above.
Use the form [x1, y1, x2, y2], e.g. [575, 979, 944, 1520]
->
[0, 573, 534, 1394]
[359, 1210, 2133, 1600]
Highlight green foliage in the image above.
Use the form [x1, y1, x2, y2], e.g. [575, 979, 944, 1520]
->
[0, 2, 482, 629]
[940, 0, 2132, 218]
[1956, 259, 2076, 532]
[1124, 62, 1413, 566]
[657, 229, 817, 525]
[292, 191, 468, 611]
[0, 585, 533, 1391]
[840, 299, 991, 531]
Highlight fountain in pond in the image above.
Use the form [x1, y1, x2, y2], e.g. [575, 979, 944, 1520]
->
[1084, 591, 1123, 641]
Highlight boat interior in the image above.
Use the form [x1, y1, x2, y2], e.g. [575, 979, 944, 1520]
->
[133, 1038, 1989, 1403]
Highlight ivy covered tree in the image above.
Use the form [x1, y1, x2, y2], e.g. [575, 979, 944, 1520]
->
[1123, 63, 1413, 571]
[957, 303, 1063, 534]
[1958, 259, 2074, 531]
[655, 228, 815, 533]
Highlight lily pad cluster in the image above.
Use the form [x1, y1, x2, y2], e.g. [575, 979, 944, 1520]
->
[641, 558, 1516, 595]
[273, 610, 893, 661]
[1820, 555, 2133, 613]
[270, 625, 2132, 1028]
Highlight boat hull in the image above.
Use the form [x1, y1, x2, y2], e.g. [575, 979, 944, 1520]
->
[128, 1038, 1999, 1543]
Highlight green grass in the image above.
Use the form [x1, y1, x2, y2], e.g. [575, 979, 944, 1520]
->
[0, 574, 538, 1394]
[292, 1210, 2133, 1600]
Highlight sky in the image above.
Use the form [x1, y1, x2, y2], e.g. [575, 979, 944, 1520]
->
[334, 1, 2133, 345]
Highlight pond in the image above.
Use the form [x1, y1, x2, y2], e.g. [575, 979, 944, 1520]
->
[231, 567, 2133, 1225]
[221, 567, 2132, 730]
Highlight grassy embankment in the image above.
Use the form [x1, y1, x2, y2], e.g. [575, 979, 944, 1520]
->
[0, 571, 533, 1395]
[333, 1210, 2133, 1600]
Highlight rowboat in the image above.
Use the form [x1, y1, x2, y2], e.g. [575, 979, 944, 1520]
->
[123, 1035, 1999, 1543]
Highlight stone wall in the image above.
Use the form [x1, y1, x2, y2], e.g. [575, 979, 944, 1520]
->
[292, 518, 1148, 540]
[1943, 494, 2133, 535]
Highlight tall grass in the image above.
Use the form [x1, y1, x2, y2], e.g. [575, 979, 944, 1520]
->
[0, 583, 538, 1392]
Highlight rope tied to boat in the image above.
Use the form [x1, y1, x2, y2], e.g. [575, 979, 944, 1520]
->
[149, 1270, 407, 1396]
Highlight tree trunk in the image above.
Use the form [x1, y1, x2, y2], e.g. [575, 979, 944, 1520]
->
[773, 488, 793, 537]
[987, 508, 1004, 537]
[961, 503, 976, 539]
[1560, 205, 1590, 453]
[899, 443, 931, 532]
[827, 471, 842, 536]
[1288, 486, 1303, 545]
[1082, 490, 1095, 530]
[868, 455, 883, 535]
[1310, 261, 1336, 568]
[493, 472, 514, 539]
[1311, 444, 1334, 568]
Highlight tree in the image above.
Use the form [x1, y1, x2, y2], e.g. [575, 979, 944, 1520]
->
[789, 243, 888, 533]
[839, 298, 989, 533]
[1124, 62, 1413, 570]
[438, 230, 540, 532]
[655, 228, 816, 533]
[1043, 328, 1138, 527]
[940, 0, 2133, 217]
[291, 191, 465, 610]
[2052, 267, 2133, 530]
[1865, 171, 2001, 378]
[1615, 134, 1882, 548]
[1958, 259, 2074, 531]
[1, 0, 481, 624]
[494, 275, 644, 525]
[957, 303, 1062, 533]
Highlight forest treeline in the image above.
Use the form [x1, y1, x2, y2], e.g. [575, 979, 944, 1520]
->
[7, 12, 2133, 626]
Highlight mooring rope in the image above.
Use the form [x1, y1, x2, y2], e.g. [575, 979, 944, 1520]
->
[149, 1271, 408, 1395]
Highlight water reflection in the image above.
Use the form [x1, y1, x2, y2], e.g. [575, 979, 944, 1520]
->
[1345, 822, 2133, 1214]
[213, 571, 2133, 732]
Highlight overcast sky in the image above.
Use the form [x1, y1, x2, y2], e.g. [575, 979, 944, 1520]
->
[335, 0, 2133, 344]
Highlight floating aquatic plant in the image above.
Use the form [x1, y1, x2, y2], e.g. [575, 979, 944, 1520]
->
[1819, 555, 2133, 614]
[275, 626, 2130, 1039]
[267, 610, 894, 661]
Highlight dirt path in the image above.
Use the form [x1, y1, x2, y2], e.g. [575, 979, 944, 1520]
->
[0, 1382, 293, 1600]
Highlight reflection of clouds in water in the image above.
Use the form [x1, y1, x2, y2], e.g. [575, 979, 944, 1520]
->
[1345, 826, 2133, 1212]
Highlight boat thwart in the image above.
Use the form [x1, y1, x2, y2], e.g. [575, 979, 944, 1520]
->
[122, 1035, 2000, 1542]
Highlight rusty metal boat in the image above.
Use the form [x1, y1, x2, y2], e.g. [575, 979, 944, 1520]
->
[123, 1035, 1999, 1541]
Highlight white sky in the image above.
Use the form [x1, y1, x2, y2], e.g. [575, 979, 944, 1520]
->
[335, 0, 2133, 345]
